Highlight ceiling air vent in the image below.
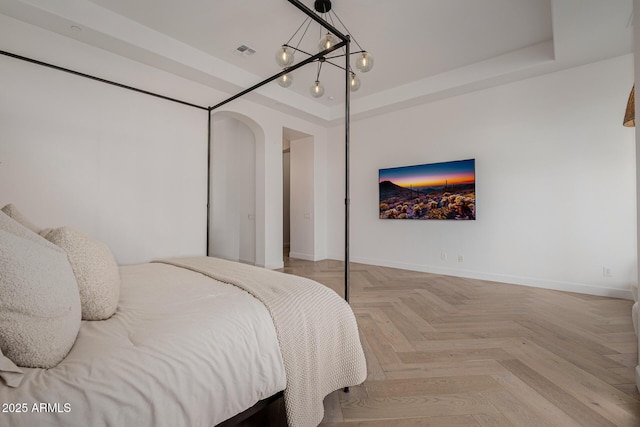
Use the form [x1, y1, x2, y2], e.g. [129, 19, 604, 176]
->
[235, 45, 256, 57]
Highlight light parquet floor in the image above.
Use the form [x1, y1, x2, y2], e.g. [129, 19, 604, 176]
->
[279, 257, 640, 427]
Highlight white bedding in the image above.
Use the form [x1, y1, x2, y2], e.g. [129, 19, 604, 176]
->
[159, 257, 368, 427]
[0, 263, 286, 427]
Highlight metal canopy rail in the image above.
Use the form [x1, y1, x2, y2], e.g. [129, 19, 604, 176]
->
[0, 49, 209, 111]
[210, 0, 352, 303]
[0, 0, 352, 303]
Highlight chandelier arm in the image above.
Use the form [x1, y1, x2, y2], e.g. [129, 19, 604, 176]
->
[210, 39, 346, 110]
[284, 45, 316, 58]
[287, 0, 348, 41]
[283, 48, 365, 62]
[324, 50, 366, 60]
[283, 46, 362, 72]
[320, 59, 348, 72]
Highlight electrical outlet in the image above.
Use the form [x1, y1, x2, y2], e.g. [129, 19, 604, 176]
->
[603, 267, 612, 277]
[458, 255, 464, 262]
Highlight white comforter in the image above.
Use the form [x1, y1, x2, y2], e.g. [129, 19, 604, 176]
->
[158, 257, 368, 427]
[0, 263, 286, 427]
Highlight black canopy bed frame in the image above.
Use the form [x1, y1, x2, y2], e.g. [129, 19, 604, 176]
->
[0, 0, 352, 303]
[1, 0, 354, 424]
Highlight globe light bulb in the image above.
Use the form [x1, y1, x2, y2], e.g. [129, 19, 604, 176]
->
[310, 81, 325, 98]
[349, 73, 361, 91]
[277, 72, 293, 88]
[355, 51, 373, 73]
[318, 33, 336, 52]
[275, 45, 294, 67]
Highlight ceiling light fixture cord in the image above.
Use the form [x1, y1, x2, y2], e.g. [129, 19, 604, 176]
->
[286, 17, 311, 46]
[326, 12, 354, 74]
[316, 60, 324, 81]
[295, 19, 313, 50]
[329, 10, 365, 52]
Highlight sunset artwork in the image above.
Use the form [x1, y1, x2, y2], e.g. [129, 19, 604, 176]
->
[379, 159, 476, 220]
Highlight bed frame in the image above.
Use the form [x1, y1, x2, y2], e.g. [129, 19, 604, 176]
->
[216, 391, 286, 427]
[0, 0, 352, 304]
[0, 1, 354, 425]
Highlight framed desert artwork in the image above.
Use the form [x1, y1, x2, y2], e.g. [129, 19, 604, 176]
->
[379, 159, 476, 220]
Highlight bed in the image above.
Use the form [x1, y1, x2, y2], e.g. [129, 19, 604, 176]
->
[1, 2, 366, 423]
[0, 206, 367, 427]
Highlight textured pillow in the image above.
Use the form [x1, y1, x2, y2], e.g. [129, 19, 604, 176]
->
[1, 204, 40, 233]
[0, 230, 81, 368]
[45, 227, 120, 320]
[0, 211, 57, 250]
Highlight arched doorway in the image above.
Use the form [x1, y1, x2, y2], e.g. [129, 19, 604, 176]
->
[210, 112, 264, 265]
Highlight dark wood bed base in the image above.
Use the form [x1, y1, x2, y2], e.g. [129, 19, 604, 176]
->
[216, 386, 349, 426]
[216, 390, 286, 427]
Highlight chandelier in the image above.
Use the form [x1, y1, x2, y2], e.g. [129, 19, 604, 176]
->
[275, 0, 374, 98]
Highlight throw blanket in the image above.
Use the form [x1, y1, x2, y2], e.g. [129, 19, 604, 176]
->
[154, 257, 367, 427]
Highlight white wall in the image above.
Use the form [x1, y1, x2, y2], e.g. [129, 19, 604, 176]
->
[210, 115, 256, 264]
[0, 15, 209, 265]
[0, 14, 331, 268]
[328, 54, 636, 298]
[283, 146, 291, 249]
[290, 136, 315, 260]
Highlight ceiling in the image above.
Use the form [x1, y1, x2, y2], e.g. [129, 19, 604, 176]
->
[0, 0, 633, 124]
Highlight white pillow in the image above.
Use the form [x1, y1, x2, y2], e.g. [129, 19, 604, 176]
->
[1, 204, 40, 233]
[0, 230, 81, 368]
[0, 210, 55, 249]
[45, 227, 120, 320]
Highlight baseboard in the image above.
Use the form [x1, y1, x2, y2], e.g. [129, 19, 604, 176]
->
[289, 252, 319, 261]
[260, 261, 284, 270]
[326, 253, 634, 300]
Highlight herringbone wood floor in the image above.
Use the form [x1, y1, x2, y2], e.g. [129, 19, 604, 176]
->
[280, 257, 640, 427]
